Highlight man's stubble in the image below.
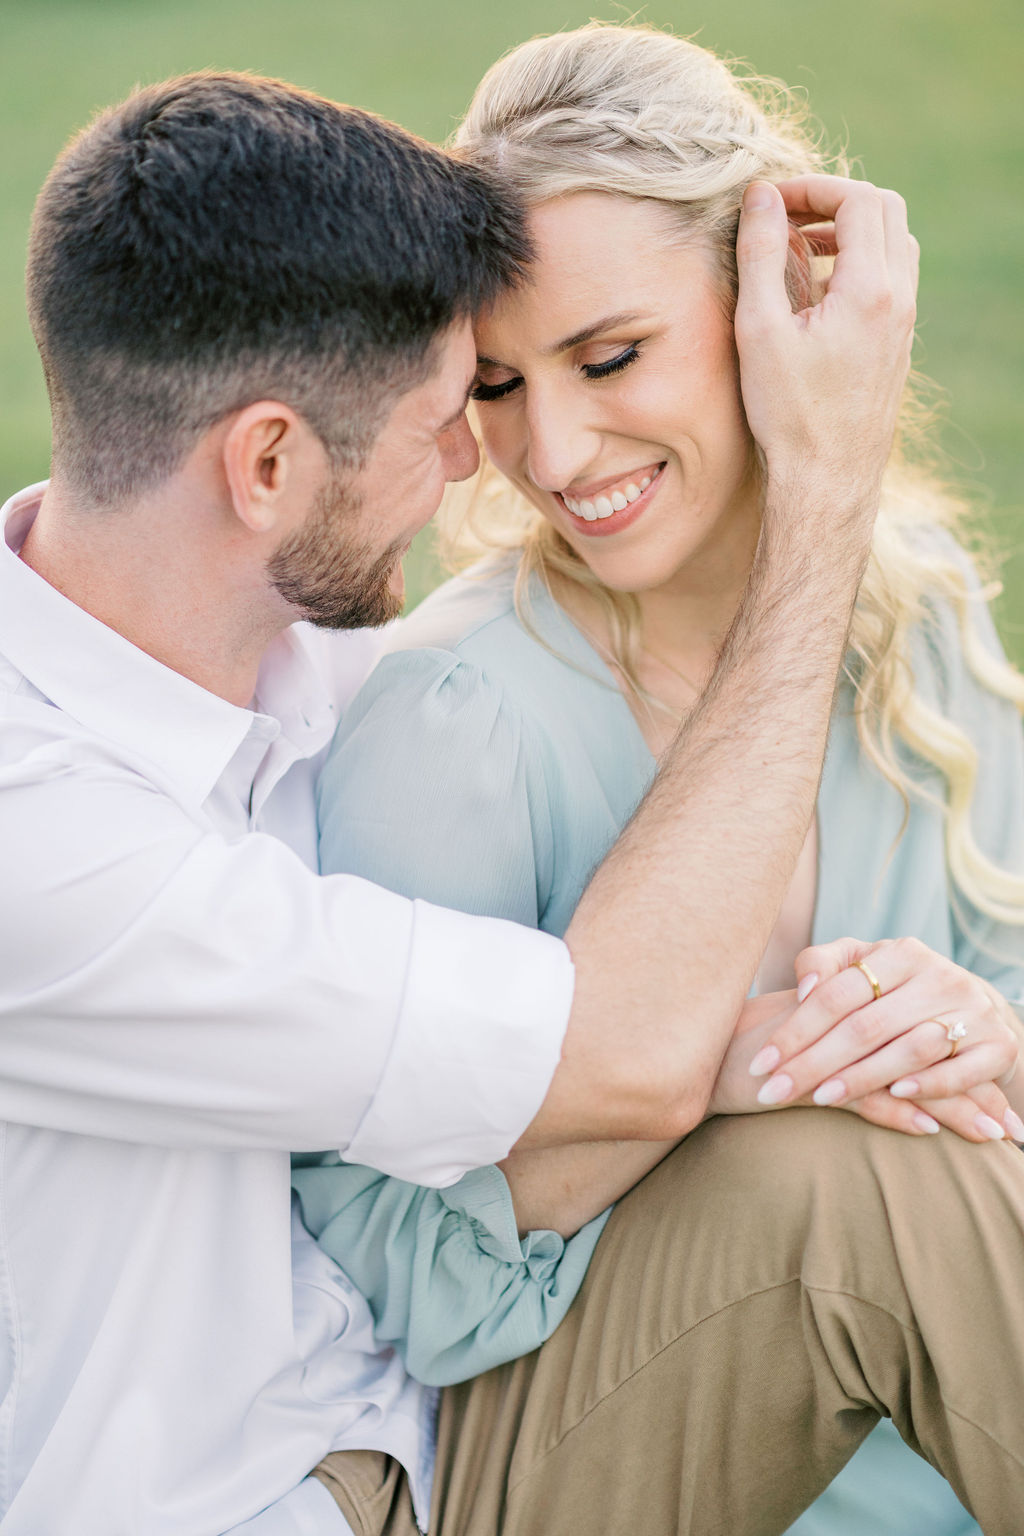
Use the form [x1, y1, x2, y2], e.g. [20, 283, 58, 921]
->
[267, 470, 406, 632]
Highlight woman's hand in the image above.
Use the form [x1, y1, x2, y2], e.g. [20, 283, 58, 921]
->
[706, 988, 1005, 1142]
[747, 937, 1024, 1143]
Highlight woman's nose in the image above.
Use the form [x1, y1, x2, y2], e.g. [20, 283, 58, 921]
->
[524, 391, 602, 495]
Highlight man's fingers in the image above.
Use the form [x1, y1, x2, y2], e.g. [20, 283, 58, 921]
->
[734, 180, 793, 335]
[775, 173, 884, 222]
[775, 175, 915, 318]
[879, 188, 918, 312]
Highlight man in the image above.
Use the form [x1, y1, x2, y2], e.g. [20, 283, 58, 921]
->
[1, 70, 1022, 1536]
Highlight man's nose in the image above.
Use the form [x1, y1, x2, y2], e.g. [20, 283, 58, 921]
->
[525, 390, 602, 496]
[440, 415, 480, 484]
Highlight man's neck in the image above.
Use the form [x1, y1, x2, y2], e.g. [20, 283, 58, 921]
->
[20, 481, 286, 707]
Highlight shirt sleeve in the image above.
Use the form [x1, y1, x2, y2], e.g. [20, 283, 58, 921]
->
[0, 715, 572, 1177]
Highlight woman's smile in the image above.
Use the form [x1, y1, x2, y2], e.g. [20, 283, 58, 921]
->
[560, 461, 664, 535]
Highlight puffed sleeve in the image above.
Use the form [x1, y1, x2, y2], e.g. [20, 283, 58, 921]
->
[917, 550, 1024, 1002]
[303, 645, 605, 1386]
[292, 1155, 609, 1387]
[317, 647, 555, 924]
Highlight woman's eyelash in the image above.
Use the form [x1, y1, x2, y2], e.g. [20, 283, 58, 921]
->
[470, 376, 521, 403]
[470, 342, 642, 403]
[582, 343, 641, 379]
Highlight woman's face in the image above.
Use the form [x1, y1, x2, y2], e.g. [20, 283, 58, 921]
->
[472, 193, 761, 595]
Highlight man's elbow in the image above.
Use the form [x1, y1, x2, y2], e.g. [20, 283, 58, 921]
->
[610, 1059, 714, 1142]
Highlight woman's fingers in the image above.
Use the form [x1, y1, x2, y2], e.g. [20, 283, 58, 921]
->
[750, 937, 1019, 1111]
[804, 1021, 1018, 1110]
[890, 1044, 1023, 1122]
[803, 1018, 962, 1107]
[793, 934, 886, 996]
[967, 1082, 1024, 1141]
[843, 1088, 1013, 1144]
[751, 938, 903, 1075]
[841, 1090, 942, 1137]
[912, 1090, 1011, 1143]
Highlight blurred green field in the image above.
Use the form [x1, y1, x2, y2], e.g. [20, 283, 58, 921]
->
[1, 0, 1021, 656]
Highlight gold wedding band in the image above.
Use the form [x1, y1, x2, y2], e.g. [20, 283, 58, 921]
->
[943, 1020, 968, 1059]
[853, 959, 882, 1001]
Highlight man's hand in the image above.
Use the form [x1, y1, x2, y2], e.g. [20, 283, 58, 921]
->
[735, 175, 918, 549]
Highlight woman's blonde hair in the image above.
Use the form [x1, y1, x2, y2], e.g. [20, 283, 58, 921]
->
[444, 20, 1024, 928]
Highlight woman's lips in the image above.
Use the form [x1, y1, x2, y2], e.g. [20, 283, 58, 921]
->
[559, 464, 665, 538]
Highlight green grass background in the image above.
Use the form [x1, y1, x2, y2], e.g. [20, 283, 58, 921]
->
[1, 0, 1021, 657]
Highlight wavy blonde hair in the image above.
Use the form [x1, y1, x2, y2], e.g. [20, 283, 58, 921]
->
[442, 20, 1024, 928]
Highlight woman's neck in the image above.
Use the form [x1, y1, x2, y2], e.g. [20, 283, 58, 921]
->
[552, 510, 760, 757]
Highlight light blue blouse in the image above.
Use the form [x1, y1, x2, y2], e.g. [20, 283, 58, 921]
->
[298, 550, 1022, 1535]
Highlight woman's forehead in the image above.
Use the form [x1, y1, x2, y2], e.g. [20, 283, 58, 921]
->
[475, 198, 718, 351]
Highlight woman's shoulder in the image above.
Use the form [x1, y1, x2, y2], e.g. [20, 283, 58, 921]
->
[364, 557, 626, 738]
[382, 556, 521, 661]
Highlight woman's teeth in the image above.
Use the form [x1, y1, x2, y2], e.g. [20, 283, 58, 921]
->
[563, 470, 658, 521]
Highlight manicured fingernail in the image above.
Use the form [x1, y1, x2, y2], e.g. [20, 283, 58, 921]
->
[812, 1078, 846, 1107]
[749, 1045, 781, 1078]
[1005, 1110, 1024, 1141]
[913, 1112, 941, 1134]
[889, 1079, 920, 1099]
[743, 181, 774, 212]
[975, 1113, 1005, 1141]
[757, 1073, 794, 1106]
[797, 972, 820, 1004]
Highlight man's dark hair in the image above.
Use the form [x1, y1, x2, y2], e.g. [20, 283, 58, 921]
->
[26, 72, 530, 505]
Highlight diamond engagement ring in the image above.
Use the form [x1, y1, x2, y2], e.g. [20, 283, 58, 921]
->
[944, 1020, 968, 1058]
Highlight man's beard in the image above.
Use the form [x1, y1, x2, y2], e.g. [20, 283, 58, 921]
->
[266, 473, 406, 631]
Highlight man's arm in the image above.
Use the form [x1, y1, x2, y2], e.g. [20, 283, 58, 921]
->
[519, 177, 918, 1150]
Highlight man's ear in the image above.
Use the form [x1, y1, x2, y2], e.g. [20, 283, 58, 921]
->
[222, 402, 311, 535]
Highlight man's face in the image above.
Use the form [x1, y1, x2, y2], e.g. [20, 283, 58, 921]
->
[267, 322, 479, 629]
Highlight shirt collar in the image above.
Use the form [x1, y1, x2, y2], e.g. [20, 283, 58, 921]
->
[0, 484, 336, 809]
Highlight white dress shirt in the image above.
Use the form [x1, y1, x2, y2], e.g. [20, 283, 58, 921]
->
[0, 485, 575, 1535]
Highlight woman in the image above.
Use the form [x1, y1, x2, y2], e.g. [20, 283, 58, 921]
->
[295, 23, 1024, 1533]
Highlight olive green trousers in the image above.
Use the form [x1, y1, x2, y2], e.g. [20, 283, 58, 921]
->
[313, 1108, 1024, 1535]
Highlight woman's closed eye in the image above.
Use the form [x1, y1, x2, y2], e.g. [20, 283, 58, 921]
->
[471, 342, 644, 403]
[470, 374, 522, 403]
[581, 342, 641, 380]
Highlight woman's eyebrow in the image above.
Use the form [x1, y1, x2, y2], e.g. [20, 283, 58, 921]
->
[546, 312, 644, 355]
[476, 312, 647, 372]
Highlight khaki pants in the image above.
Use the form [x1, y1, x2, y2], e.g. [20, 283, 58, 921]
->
[314, 1109, 1024, 1535]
